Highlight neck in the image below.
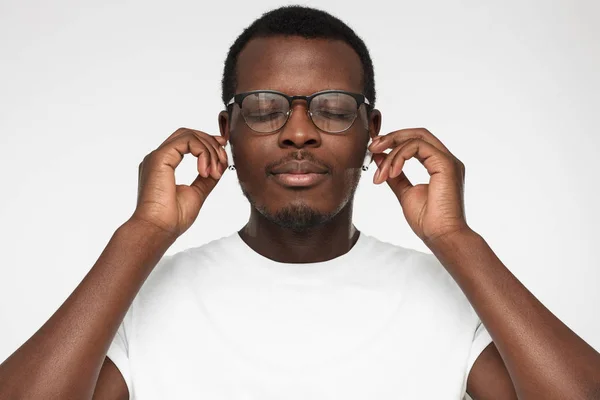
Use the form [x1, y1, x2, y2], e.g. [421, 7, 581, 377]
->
[238, 202, 359, 264]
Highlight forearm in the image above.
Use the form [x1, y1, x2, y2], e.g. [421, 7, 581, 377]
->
[426, 229, 600, 399]
[0, 218, 176, 399]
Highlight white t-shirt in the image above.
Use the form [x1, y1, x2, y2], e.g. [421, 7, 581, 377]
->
[107, 231, 493, 399]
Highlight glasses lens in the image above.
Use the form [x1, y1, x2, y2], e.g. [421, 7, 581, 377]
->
[310, 92, 358, 133]
[241, 92, 289, 133]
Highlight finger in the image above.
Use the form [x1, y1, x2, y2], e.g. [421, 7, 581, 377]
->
[389, 145, 411, 179]
[194, 141, 219, 180]
[138, 136, 213, 209]
[187, 171, 219, 203]
[150, 133, 217, 180]
[387, 148, 415, 196]
[213, 135, 228, 147]
[195, 136, 222, 179]
[158, 131, 225, 179]
[159, 127, 191, 146]
[190, 132, 228, 165]
[389, 170, 414, 197]
[373, 155, 414, 199]
[188, 132, 228, 173]
[197, 150, 210, 178]
[206, 135, 228, 165]
[159, 128, 225, 156]
[369, 127, 454, 158]
[388, 138, 455, 179]
[373, 145, 403, 184]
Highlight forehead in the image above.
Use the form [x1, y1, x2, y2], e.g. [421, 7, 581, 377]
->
[235, 36, 364, 96]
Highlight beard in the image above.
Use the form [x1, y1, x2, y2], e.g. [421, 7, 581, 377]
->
[262, 200, 330, 232]
[241, 188, 333, 232]
[239, 170, 362, 233]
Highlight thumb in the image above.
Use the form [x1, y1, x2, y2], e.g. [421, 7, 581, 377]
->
[177, 170, 221, 219]
[373, 154, 414, 201]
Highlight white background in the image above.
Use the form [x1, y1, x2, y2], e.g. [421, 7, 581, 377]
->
[0, 0, 598, 383]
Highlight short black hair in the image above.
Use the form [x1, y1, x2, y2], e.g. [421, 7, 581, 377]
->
[221, 5, 376, 112]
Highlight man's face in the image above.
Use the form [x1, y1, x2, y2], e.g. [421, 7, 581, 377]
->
[219, 36, 381, 231]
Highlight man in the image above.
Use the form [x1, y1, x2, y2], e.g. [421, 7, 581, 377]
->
[0, 5, 599, 400]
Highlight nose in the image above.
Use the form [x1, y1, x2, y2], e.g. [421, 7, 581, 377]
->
[278, 100, 322, 149]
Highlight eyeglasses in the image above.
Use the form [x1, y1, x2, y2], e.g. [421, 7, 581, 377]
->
[226, 89, 370, 134]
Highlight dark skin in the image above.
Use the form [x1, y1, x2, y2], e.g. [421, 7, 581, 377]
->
[213, 36, 600, 399]
[214, 35, 516, 399]
[2, 35, 598, 400]
[218, 36, 373, 264]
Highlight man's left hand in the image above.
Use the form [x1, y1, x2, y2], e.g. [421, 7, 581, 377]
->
[369, 128, 471, 244]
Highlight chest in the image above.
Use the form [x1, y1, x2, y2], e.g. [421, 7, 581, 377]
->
[128, 284, 472, 399]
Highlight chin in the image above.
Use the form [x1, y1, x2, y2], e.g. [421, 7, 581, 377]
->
[269, 202, 331, 232]
[240, 173, 359, 229]
[247, 193, 354, 233]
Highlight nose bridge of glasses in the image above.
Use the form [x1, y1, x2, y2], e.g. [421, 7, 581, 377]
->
[281, 96, 321, 137]
[286, 105, 314, 131]
[286, 95, 312, 120]
[287, 95, 311, 112]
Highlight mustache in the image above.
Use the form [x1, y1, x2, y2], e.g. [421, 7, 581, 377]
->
[265, 151, 331, 173]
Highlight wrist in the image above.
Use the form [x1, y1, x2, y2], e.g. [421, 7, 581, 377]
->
[121, 217, 179, 245]
[423, 226, 480, 252]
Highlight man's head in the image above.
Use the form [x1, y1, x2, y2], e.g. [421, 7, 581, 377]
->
[218, 6, 382, 232]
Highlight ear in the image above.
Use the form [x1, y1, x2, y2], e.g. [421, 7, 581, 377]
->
[218, 110, 230, 142]
[368, 108, 382, 140]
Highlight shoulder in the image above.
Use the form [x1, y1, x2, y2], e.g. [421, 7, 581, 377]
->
[364, 233, 477, 319]
[138, 232, 238, 298]
[364, 233, 454, 282]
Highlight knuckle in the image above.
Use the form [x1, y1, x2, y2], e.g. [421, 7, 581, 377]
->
[140, 153, 150, 168]
[208, 134, 221, 145]
[191, 130, 209, 143]
[406, 137, 422, 146]
[142, 150, 160, 167]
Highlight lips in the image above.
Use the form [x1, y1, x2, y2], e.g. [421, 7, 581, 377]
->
[269, 160, 329, 188]
[270, 161, 328, 175]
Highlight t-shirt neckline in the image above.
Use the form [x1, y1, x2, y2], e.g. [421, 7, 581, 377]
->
[229, 230, 370, 272]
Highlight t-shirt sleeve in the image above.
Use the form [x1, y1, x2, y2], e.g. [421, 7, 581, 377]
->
[462, 320, 494, 399]
[106, 318, 133, 399]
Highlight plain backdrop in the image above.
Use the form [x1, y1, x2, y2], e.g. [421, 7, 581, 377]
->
[0, 0, 598, 388]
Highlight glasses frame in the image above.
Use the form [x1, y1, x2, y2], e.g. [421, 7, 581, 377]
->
[226, 89, 371, 134]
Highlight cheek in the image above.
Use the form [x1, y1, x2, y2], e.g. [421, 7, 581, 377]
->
[329, 137, 367, 170]
[324, 143, 364, 195]
[233, 148, 266, 186]
[233, 134, 366, 203]
[341, 167, 362, 193]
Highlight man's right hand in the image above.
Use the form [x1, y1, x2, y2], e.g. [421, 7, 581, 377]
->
[0, 127, 228, 400]
[131, 127, 230, 238]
